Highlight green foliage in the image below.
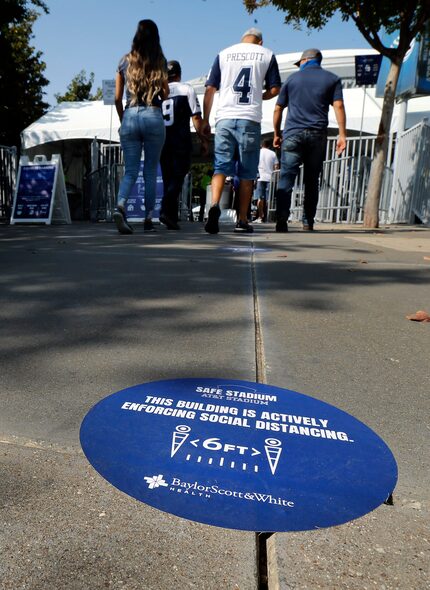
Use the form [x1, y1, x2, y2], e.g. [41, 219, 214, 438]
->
[244, 1, 430, 61]
[55, 70, 102, 103]
[0, 0, 49, 147]
[0, 0, 48, 27]
[191, 163, 213, 190]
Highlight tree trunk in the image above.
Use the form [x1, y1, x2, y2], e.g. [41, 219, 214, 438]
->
[363, 59, 401, 228]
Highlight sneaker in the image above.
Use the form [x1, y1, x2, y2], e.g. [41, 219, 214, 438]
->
[254, 218, 263, 224]
[143, 218, 156, 232]
[275, 219, 288, 233]
[205, 205, 221, 234]
[234, 220, 254, 233]
[159, 213, 180, 230]
[113, 207, 134, 234]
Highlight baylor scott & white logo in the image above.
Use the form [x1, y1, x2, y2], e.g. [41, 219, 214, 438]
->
[143, 474, 169, 489]
[143, 473, 295, 508]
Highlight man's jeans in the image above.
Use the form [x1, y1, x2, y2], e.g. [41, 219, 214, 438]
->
[275, 130, 327, 225]
[214, 119, 261, 179]
[118, 106, 165, 215]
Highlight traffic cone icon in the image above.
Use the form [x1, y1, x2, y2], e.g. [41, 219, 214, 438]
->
[265, 438, 282, 475]
[171, 425, 191, 457]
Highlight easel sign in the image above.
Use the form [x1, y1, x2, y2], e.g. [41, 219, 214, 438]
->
[11, 154, 71, 225]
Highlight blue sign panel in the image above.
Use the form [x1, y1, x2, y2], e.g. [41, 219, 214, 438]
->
[375, 27, 430, 98]
[126, 162, 163, 220]
[13, 165, 55, 220]
[80, 379, 397, 532]
[416, 25, 430, 95]
[355, 55, 382, 86]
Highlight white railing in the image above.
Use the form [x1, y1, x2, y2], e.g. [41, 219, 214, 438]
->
[267, 135, 394, 224]
[389, 120, 430, 225]
[94, 127, 429, 226]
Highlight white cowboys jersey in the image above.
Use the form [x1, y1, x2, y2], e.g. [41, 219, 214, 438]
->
[206, 42, 281, 123]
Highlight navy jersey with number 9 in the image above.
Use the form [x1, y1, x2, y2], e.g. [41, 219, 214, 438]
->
[162, 82, 201, 151]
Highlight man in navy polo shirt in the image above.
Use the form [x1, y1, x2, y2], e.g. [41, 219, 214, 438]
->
[273, 48, 346, 232]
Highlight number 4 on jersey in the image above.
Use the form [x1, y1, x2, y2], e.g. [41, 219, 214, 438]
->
[233, 67, 253, 104]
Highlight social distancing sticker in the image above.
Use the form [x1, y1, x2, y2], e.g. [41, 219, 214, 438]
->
[80, 379, 397, 532]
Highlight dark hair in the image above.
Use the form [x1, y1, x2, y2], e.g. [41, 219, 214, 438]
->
[126, 19, 167, 105]
[262, 139, 272, 148]
[131, 19, 161, 61]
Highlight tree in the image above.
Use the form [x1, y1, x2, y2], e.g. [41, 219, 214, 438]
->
[244, 1, 430, 227]
[0, 0, 49, 147]
[55, 70, 102, 103]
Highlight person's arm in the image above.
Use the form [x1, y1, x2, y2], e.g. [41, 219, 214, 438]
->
[192, 114, 209, 156]
[263, 86, 280, 100]
[263, 55, 281, 101]
[202, 55, 220, 138]
[202, 85, 217, 138]
[115, 72, 124, 122]
[333, 99, 346, 156]
[273, 103, 284, 149]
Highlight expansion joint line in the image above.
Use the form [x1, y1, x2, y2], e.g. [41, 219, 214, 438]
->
[251, 242, 271, 590]
[251, 243, 267, 385]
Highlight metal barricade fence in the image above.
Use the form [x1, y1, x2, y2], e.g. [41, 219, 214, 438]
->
[88, 130, 426, 226]
[85, 144, 122, 222]
[84, 166, 111, 222]
[88, 143, 194, 222]
[179, 173, 194, 221]
[0, 145, 17, 222]
[411, 122, 430, 225]
[267, 135, 393, 224]
[389, 120, 430, 224]
[100, 144, 123, 169]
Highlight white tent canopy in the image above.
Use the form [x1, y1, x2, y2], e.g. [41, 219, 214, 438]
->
[22, 101, 120, 148]
[22, 90, 430, 150]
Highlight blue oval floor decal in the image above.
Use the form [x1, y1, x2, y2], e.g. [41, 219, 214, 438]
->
[80, 379, 397, 532]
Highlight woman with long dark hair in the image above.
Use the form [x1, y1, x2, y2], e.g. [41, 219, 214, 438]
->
[114, 19, 168, 234]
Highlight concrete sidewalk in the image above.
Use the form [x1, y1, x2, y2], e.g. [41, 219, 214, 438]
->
[0, 221, 429, 589]
[251, 224, 429, 589]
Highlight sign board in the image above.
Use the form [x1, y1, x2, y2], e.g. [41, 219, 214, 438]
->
[125, 161, 164, 221]
[376, 24, 430, 98]
[102, 79, 116, 106]
[10, 154, 71, 225]
[355, 55, 382, 86]
[80, 379, 397, 532]
[416, 26, 430, 95]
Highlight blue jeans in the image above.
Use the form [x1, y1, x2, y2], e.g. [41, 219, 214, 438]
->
[255, 180, 270, 200]
[214, 119, 261, 179]
[275, 130, 327, 224]
[118, 106, 165, 215]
